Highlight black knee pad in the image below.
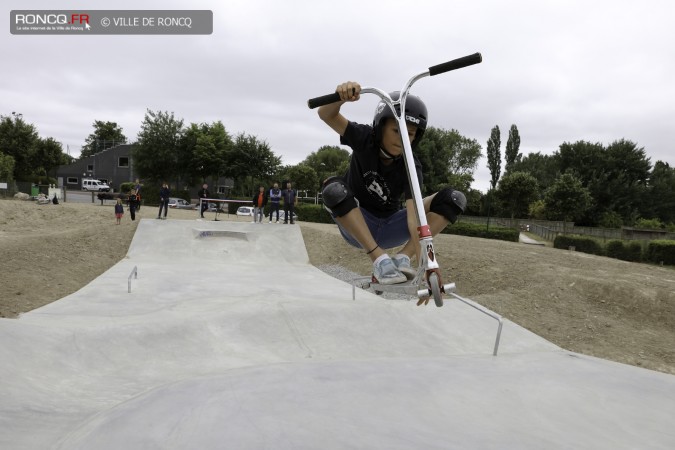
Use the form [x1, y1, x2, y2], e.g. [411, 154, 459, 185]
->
[322, 176, 358, 217]
[430, 187, 466, 224]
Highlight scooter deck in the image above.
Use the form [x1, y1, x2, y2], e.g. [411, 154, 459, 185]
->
[352, 276, 456, 299]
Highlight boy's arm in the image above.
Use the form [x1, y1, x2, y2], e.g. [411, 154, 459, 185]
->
[405, 199, 421, 263]
[317, 81, 361, 136]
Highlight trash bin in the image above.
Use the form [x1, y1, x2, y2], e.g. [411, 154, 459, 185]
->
[31, 184, 39, 197]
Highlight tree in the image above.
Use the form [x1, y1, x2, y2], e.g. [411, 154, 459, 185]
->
[643, 161, 675, 224]
[80, 121, 127, 157]
[416, 127, 482, 195]
[495, 171, 539, 219]
[504, 124, 521, 174]
[133, 110, 184, 183]
[32, 137, 64, 176]
[543, 172, 592, 231]
[509, 151, 557, 193]
[228, 133, 282, 195]
[283, 164, 319, 194]
[0, 153, 15, 185]
[604, 139, 651, 224]
[555, 139, 652, 226]
[301, 145, 350, 188]
[184, 121, 233, 185]
[0, 113, 40, 180]
[486, 125, 501, 190]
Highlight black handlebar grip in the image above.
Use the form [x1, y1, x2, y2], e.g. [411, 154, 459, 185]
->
[428, 53, 482, 76]
[307, 92, 342, 109]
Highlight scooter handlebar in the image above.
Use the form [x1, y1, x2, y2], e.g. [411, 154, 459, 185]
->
[307, 53, 482, 108]
[428, 52, 482, 76]
[307, 92, 341, 109]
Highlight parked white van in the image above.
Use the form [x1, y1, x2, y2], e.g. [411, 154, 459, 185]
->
[81, 179, 111, 192]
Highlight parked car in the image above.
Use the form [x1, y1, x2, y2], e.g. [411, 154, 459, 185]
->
[207, 202, 227, 212]
[168, 198, 194, 209]
[81, 179, 110, 192]
[236, 206, 254, 216]
[278, 211, 299, 222]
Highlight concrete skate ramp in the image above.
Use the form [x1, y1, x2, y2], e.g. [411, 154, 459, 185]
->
[1, 219, 674, 449]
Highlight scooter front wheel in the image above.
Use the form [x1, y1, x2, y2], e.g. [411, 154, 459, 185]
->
[428, 272, 443, 307]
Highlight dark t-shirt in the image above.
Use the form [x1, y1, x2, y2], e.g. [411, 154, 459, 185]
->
[340, 121, 423, 218]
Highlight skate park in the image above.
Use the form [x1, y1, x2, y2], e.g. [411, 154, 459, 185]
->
[1, 218, 674, 449]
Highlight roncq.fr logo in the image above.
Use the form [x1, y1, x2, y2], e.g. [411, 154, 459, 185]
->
[14, 13, 90, 26]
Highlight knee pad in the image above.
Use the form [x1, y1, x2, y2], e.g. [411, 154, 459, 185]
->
[322, 176, 358, 217]
[430, 187, 466, 224]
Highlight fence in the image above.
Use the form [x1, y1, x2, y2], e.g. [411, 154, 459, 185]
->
[460, 215, 675, 243]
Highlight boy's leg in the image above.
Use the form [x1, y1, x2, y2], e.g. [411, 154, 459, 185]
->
[333, 208, 407, 284]
[398, 189, 465, 258]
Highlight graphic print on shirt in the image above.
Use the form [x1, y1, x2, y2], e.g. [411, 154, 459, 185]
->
[363, 170, 391, 206]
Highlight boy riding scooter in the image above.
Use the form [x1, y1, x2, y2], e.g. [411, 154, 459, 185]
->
[316, 82, 467, 287]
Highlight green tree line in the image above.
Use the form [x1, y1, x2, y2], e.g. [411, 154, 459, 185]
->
[3, 109, 673, 231]
[485, 124, 675, 228]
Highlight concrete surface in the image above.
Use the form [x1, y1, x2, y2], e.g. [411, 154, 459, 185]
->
[1, 219, 674, 449]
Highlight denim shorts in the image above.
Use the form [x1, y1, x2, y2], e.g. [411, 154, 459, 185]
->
[333, 207, 410, 250]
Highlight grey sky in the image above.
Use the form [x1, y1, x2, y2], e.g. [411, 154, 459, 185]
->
[3, 0, 674, 192]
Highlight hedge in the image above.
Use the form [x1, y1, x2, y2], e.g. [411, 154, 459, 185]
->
[645, 240, 675, 265]
[441, 221, 519, 242]
[553, 235, 604, 255]
[605, 239, 643, 262]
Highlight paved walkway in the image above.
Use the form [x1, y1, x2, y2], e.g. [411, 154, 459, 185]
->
[1, 219, 674, 449]
[519, 232, 546, 245]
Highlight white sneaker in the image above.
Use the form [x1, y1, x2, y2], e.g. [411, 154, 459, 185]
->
[392, 254, 417, 280]
[373, 257, 407, 285]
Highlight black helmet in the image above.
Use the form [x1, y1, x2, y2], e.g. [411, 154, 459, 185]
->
[373, 92, 428, 149]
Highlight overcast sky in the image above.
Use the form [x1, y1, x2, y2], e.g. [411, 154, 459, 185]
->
[3, 0, 674, 192]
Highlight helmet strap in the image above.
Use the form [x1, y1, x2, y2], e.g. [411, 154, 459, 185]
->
[379, 146, 401, 161]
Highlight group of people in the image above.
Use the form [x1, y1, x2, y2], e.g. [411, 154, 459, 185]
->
[251, 181, 297, 224]
[114, 179, 170, 224]
[114, 180, 298, 225]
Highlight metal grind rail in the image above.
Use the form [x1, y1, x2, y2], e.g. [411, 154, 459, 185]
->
[128, 266, 138, 293]
[352, 277, 503, 356]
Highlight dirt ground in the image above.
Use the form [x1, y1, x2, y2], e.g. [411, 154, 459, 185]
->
[1, 198, 674, 375]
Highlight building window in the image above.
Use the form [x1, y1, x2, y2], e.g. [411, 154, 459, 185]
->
[217, 186, 228, 194]
[118, 157, 129, 168]
[67, 177, 78, 185]
[87, 164, 94, 172]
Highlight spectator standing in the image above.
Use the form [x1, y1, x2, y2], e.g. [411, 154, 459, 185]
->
[268, 182, 281, 223]
[157, 182, 170, 220]
[252, 185, 267, 223]
[128, 188, 139, 221]
[134, 179, 142, 211]
[114, 198, 124, 224]
[197, 183, 211, 219]
[282, 181, 297, 224]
